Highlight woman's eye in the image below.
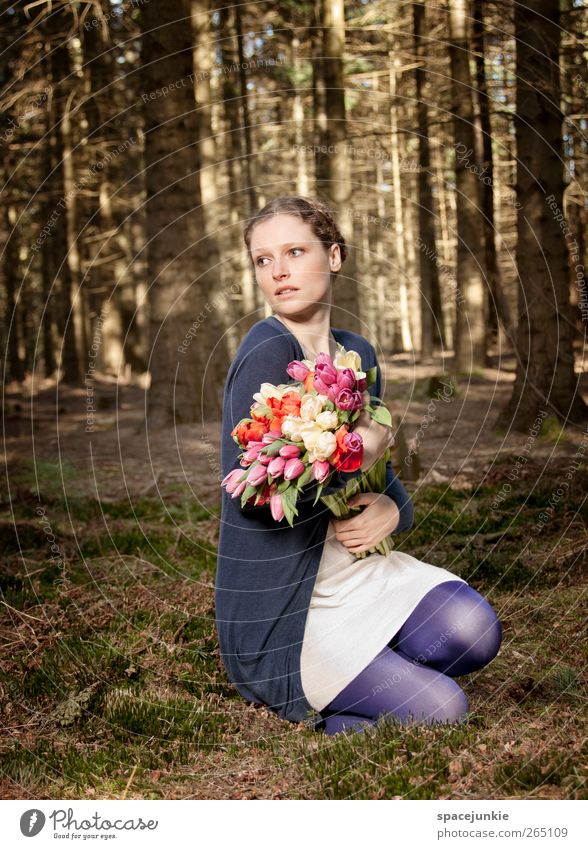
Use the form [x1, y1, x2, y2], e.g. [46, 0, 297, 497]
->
[255, 257, 268, 267]
[290, 248, 303, 256]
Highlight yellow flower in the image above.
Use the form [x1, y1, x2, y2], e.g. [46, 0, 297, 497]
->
[333, 347, 366, 378]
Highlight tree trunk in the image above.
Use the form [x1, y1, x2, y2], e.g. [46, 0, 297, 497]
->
[3, 197, 25, 382]
[322, 0, 360, 332]
[389, 51, 413, 353]
[413, 2, 443, 362]
[234, 3, 257, 217]
[472, 0, 514, 352]
[216, 1, 254, 343]
[291, 36, 309, 196]
[141, 0, 222, 425]
[312, 0, 329, 190]
[496, 0, 588, 431]
[447, 0, 487, 370]
[43, 25, 82, 383]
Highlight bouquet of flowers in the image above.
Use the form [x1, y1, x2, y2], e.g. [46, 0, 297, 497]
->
[221, 343, 395, 557]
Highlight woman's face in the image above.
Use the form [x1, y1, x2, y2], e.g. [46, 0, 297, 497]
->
[249, 213, 341, 318]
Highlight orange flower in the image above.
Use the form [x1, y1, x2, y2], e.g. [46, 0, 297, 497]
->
[303, 371, 315, 393]
[232, 418, 269, 446]
[251, 390, 303, 434]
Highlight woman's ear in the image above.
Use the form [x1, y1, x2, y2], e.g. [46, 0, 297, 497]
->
[329, 243, 342, 273]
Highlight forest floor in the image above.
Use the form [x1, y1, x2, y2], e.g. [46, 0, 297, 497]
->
[1, 351, 587, 800]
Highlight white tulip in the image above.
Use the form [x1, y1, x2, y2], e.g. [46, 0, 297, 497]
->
[281, 415, 305, 441]
[315, 410, 338, 430]
[300, 394, 325, 422]
[309, 430, 337, 462]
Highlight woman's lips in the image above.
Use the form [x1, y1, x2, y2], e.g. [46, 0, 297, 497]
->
[275, 287, 299, 297]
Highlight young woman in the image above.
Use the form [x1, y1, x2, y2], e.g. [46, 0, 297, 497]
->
[215, 196, 502, 735]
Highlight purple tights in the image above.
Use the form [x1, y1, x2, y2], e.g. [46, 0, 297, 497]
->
[317, 580, 502, 735]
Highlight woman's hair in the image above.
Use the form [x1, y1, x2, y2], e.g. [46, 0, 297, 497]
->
[243, 196, 348, 269]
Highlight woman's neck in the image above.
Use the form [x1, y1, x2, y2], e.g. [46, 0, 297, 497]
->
[272, 312, 337, 361]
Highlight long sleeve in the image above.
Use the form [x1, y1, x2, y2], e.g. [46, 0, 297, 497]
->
[371, 345, 414, 534]
[221, 326, 363, 518]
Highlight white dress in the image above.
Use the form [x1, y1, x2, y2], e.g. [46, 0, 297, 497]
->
[300, 518, 468, 712]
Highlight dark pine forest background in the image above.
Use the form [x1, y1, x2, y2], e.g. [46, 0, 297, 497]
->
[0, 0, 587, 801]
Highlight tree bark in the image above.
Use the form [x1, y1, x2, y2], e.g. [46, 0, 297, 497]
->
[496, 0, 588, 430]
[447, 0, 487, 370]
[321, 0, 360, 332]
[142, 0, 222, 425]
[472, 0, 514, 351]
[414, 3, 440, 362]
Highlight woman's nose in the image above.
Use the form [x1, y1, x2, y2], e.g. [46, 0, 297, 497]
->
[272, 258, 289, 279]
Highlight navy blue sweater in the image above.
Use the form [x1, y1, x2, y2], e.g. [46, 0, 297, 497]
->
[215, 315, 414, 726]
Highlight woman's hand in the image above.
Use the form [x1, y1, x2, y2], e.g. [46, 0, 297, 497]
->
[331, 492, 400, 555]
[354, 390, 395, 471]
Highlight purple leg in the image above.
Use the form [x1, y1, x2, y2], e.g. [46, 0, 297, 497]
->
[388, 580, 503, 676]
[319, 643, 469, 736]
[318, 581, 501, 736]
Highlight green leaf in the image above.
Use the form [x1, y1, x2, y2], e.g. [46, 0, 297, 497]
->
[281, 486, 299, 527]
[240, 484, 258, 507]
[260, 439, 286, 457]
[370, 405, 392, 427]
[312, 480, 325, 506]
[296, 464, 315, 488]
[365, 365, 377, 386]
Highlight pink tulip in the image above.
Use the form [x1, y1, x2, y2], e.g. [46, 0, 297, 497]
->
[335, 387, 363, 411]
[336, 367, 356, 390]
[315, 356, 338, 385]
[313, 375, 331, 395]
[222, 468, 247, 493]
[283, 458, 305, 480]
[270, 492, 285, 521]
[246, 463, 269, 486]
[231, 479, 248, 498]
[268, 455, 286, 476]
[222, 469, 245, 492]
[325, 383, 339, 403]
[279, 444, 301, 458]
[357, 377, 367, 392]
[257, 452, 272, 465]
[312, 460, 331, 483]
[344, 431, 363, 453]
[287, 360, 310, 381]
[262, 430, 283, 444]
[316, 351, 335, 366]
[243, 445, 263, 463]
